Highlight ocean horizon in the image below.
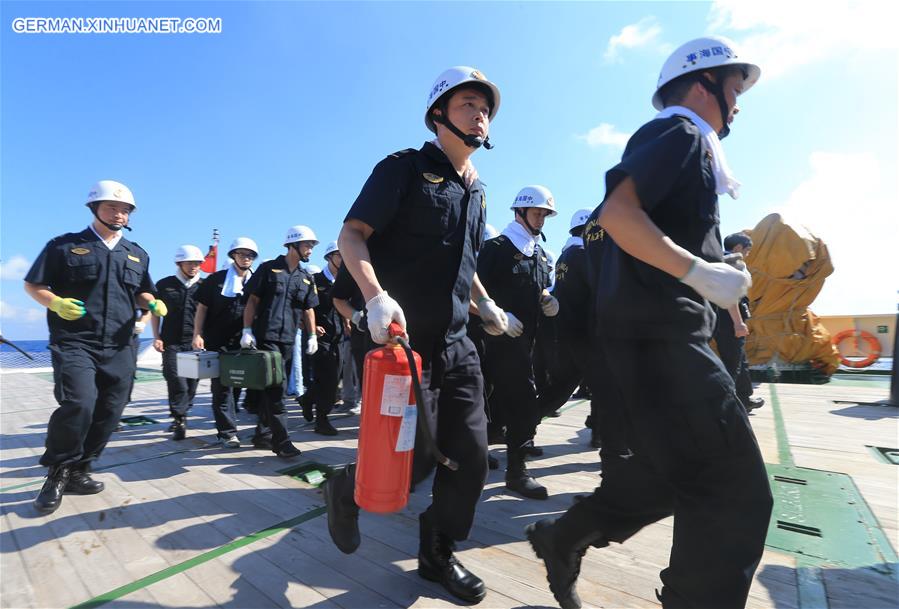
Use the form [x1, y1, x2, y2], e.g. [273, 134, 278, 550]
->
[0, 338, 155, 369]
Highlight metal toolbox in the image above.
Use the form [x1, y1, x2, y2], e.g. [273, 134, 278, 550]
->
[175, 350, 220, 379]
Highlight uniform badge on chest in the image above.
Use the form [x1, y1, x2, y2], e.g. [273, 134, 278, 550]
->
[70, 247, 91, 255]
[422, 172, 444, 184]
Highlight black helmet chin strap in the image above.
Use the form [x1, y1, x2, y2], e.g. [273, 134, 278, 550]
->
[288, 242, 310, 262]
[515, 209, 546, 242]
[696, 73, 731, 139]
[434, 113, 493, 150]
[90, 203, 132, 231]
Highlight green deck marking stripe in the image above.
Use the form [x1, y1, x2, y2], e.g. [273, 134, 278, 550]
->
[69, 506, 326, 609]
[769, 384, 793, 466]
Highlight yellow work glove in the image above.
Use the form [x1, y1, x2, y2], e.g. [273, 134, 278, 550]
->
[148, 299, 168, 317]
[49, 296, 86, 321]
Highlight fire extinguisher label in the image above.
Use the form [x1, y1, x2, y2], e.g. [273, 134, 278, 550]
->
[395, 405, 417, 452]
[381, 374, 412, 417]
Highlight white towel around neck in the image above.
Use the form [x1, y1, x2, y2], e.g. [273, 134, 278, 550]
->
[501, 221, 540, 257]
[177, 268, 201, 288]
[655, 105, 741, 199]
[221, 264, 252, 298]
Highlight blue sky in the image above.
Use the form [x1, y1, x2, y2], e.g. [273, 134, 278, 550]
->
[1, 1, 896, 339]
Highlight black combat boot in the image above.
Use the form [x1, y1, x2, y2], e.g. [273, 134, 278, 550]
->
[505, 450, 548, 500]
[526, 517, 607, 609]
[522, 439, 544, 457]
[66, 463, 105, 495]
[418, 511, 486, 604]
[172, 416, 186, 441]
[322, 463, 360, 554]
[34, 464, 71, 514]
[298, 392, 314, 422]
[314, 412, 338, 436]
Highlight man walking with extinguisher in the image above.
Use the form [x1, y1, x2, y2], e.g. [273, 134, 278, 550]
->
[323, 66, 511, 604]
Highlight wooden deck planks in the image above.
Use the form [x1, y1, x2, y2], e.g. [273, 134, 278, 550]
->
[1, 372, 896, 609]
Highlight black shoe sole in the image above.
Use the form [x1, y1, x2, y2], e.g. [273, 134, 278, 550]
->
[506, 482, 548, 500]
[322, 476, 361, 554]
[525, 523, 581, 609]
[64, 485, 104, 495]
[276, 450, 301, 459]
[33, 501, 61, 515]
[417, 563, 486, 604]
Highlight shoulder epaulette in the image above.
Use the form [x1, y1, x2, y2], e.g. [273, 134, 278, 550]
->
[388, 148, 417, 159]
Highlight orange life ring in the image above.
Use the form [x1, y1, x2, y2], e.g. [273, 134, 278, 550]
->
[832, 330, 881, 368]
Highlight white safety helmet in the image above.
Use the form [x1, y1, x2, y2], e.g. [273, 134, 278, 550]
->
[652, 35, 760, 111]
[85, 180, 136, 210]
[569, 208, 592, 234]
[425, 66, 501, 133]
[284, 225, 319, 247]
[173, 245, 205, 264]
[322, 241, 339, 258]
[510, 185, 557, 217]
[483, 223, 499, 241]
[228, 237, 259, 257]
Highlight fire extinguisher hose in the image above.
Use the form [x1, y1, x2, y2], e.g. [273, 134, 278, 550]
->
[395, 335, 459, 472]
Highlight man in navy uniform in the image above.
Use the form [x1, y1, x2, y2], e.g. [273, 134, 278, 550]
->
[192, 237, 261, 448]
[714, 232, 764, 412]
[152, 245, 204, 440]
[477, 185, 559, 500]
[308, 241, 346, 435]
[25, 180, 165, 514]
[241, 225, 319, 458]
[535, 208, 602, 447]
[526, 36, 773, 609]
[324, 66, 511, 604]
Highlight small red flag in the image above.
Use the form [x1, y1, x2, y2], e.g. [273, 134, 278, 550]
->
[200, 244, 217, 273]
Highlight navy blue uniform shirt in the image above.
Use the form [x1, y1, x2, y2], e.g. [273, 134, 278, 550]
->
[552, 242, 591, 339]
[595, 115, 722, 341]
[244, 255, 319, 344]
[195, 268, 248, 350]
[345, 142, 486, 361]
[313, 269, 345, 349]
[476, 235, 551, 342]
[155, 275, 202, 346]
[25, 228, 155, 347]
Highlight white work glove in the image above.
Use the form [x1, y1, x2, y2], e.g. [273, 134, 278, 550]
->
[477, 298, 508, 336]
[723, 252, 746, 271]
[504, 312, 524, 338]
[679, 257, 751, 308]
[540, 293, 560, 317]
[306, 334, 318, 355]
[351, 309, 364, 329]
[365, 291, 406, 344]
[240, 328, 257, 349]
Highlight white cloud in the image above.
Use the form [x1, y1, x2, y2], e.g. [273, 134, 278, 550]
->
[0, 300, 45, 323]
[578, 123, 632, 150]
[0, 255, 31, 280]
[603, 16, 663, 63]
[708, 0, 899, 79]
[772, 151, 897, 315]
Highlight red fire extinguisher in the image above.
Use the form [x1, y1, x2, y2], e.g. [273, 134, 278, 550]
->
[354, 323, 458, 513]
